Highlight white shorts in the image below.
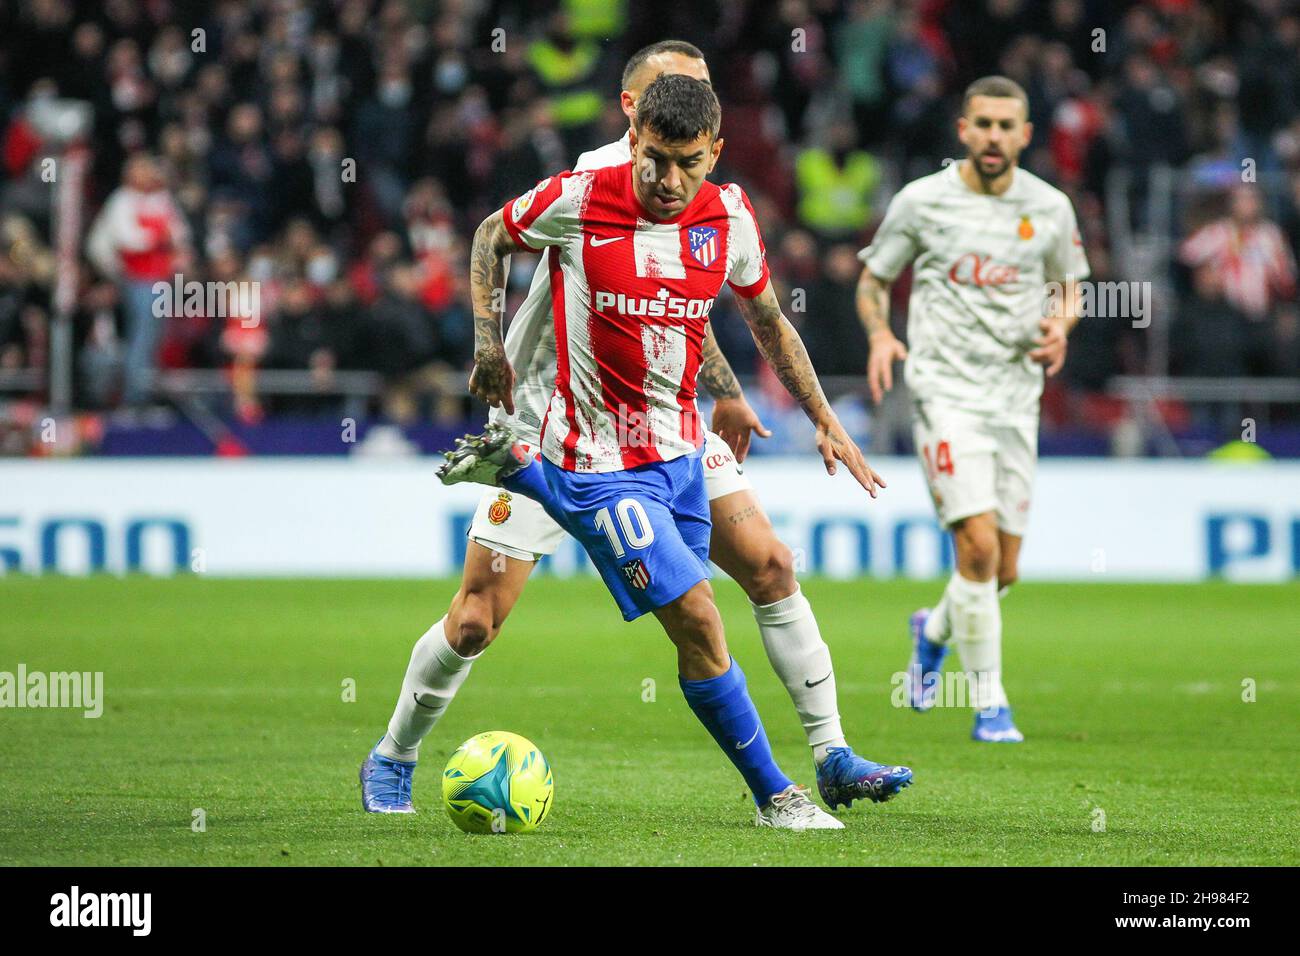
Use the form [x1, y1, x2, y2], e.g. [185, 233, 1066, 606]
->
[912, 402, 1037, 537]
[467, 430, 753, 561]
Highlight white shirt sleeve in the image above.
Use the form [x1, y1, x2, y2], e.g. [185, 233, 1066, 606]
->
[723, 185, 770, 298]
[857, 185, 921, 282]
[501, 173, 581, 251]
[1046, 195, 1090, 283]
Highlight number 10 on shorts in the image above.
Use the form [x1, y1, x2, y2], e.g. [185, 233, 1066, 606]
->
[594, 499, 655, 557]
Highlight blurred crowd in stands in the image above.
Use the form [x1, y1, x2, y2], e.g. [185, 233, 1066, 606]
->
[1, 0, 1298, 429]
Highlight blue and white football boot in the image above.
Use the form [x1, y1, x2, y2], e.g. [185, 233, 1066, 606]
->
[815, 747, 913, 810]
[971, 706, 1024, 743]
[360, 740, 417, 813]
[907, 608, 948, 712]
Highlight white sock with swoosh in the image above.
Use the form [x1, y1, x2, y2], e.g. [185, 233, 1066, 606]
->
[751, 587, 847, 764]
[378, 617, 479, 762]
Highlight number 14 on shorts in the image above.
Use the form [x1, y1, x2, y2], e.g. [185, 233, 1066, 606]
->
[923, 441, 954, 481]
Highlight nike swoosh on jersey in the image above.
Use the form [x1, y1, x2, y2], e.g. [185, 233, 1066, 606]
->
[735, 726, 761, 750]
[805, 672, 832, 688]
[589, 235, 623, 246]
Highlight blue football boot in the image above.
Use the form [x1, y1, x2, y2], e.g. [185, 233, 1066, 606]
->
[816, 747, 914, 810]
[360, 740, 417, 813]
[907, 608, 949, 712]
[971, 706, 1024, 743]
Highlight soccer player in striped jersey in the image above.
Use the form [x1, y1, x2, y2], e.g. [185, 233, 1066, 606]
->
[362, 44, 911, 827]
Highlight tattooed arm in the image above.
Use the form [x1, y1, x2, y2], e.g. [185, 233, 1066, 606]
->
[698, 326, 742, 400]
[857, 265, 908, 406]
[735, 280, 885, 496]
[467, 209, 517, 414]
[700, 326, 771, 462]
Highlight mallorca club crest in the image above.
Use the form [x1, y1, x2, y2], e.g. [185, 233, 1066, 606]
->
[487, 492, 513, 525]
[688, 226, 719, 268]
[621, 559, 651, 590]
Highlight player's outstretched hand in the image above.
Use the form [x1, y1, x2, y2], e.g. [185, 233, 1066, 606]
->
[711, 397, 771, 463]
[1029, 316, 1068, 376]
[816, 418, 886, 498]
[866, 332, 908, 405]
[468, 349, 516, 415]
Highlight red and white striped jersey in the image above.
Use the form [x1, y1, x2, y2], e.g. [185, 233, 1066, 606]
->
[501, 162, 770, 473]
[1179, 219, 1297, 321]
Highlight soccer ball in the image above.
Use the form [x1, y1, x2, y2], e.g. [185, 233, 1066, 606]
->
[441, 731, 554, 834]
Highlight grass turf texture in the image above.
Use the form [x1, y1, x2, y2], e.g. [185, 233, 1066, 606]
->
[2, 577, 1297, 867]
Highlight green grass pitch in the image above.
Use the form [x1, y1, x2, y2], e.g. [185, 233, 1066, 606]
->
[2, 576, 1297, 866]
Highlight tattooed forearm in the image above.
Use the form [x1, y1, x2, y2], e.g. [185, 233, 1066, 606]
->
[726, 504, 759, 525]
[468, 209, 521, 404]
[470, 210, 515, 358]
[698, 326, 743, 400]
[736, 284, 833, 425]
[856, 266, 893, 339]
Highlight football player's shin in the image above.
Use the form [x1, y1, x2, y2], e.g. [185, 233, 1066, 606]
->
[924, 580, 955, 643]
[926, 572, 1013, 644]
[378, 617, 479, 762]
[751, 587, 847, 764]
[947, 574, 1009, 712]
[679, 658, 794, 805]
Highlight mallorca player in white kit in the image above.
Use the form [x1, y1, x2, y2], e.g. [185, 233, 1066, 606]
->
[856, 76, 1089, 742]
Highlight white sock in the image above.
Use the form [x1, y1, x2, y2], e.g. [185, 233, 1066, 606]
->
[377, 617, 479, 762]
[946, 574, 1009, 712]
[926, 575, 1011, 643]
[923, 582, 954, 643]
[751, 586, 847, 764]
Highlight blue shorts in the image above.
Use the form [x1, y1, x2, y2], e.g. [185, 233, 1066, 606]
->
[542, 451, 712, 621]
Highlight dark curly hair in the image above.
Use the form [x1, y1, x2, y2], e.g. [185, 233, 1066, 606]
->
[634, 73, 721, 143]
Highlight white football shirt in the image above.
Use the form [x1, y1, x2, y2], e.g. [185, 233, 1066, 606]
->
[859, 162, 1090, 421]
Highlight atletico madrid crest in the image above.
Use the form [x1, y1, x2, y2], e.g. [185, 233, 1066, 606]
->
[688, 226, 719, 267]
[621, 559, 651, 590]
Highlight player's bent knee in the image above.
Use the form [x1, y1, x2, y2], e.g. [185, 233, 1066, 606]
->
[449, 590, 500, 656]
[659, 583, 729, 674]
[678, 586, 723, 639]
[744, 541, 797, 606]
[953, 520, 1000, 580]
